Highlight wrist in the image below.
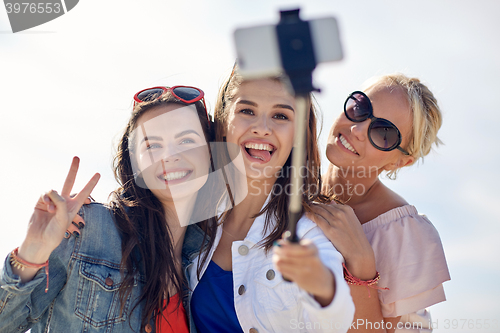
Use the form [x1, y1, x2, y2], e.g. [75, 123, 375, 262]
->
[10, 247, 50, 292]
[312, 266, 335, 307]
[18, 241, 52, 264]
[343, 262, 389, 298]
[344, 251, 377, 280]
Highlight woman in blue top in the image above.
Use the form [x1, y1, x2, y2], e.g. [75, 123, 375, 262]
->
[189, 68, 355, 332]
[0, 87, 218, 333]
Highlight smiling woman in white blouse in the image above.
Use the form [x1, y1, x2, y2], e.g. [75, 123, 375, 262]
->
[187, 67, 355, 333]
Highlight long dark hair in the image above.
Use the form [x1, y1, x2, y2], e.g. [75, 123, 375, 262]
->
[213, 67, 330, 252]
[110, 91, 216, 330]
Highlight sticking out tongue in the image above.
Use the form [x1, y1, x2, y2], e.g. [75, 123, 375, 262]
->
[247, 148, 272, 163]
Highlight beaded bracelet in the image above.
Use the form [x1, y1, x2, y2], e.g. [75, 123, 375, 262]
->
[10, 247, 49, 293]
[342, 263, 388, 298]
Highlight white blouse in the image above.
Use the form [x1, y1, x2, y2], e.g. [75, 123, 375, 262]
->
[189, 210, 355, 333]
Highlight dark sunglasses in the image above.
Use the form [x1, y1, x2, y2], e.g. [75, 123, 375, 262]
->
[133, 86, 208, 120]
[344, 91, 410, 155]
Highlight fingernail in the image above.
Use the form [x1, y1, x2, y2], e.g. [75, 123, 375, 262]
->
[273, 241, 281, 247]
[72, 231, 80, 238]
[72, 221, 85, 230]
[64, 231, 70, 239]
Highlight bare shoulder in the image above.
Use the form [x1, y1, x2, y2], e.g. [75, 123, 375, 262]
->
[378, 183, 409, 208]
[354, 182, 409, 224]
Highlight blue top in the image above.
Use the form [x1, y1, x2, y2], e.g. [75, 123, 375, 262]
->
[191, 260, 243, 333]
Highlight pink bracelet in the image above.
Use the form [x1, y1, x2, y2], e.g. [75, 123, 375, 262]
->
[342, 263, 388, 298]
[10, 247, 49, 293]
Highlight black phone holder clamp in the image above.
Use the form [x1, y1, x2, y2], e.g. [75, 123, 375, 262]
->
[276, 9, 320, 95]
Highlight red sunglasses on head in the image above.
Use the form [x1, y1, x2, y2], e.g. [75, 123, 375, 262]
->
[133, 86, 209, 120]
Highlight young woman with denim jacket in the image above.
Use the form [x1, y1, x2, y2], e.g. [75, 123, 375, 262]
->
[187, 68, 355, 333]
[0, 87, 217, 333]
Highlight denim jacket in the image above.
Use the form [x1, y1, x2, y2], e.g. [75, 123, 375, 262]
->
[0, 203, 207, 333]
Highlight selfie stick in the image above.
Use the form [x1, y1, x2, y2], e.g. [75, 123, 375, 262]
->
[276, 9, 319, 243]
[234, 8, 343, 243]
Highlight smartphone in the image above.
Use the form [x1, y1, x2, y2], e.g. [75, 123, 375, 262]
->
[234, 16, 343, 79]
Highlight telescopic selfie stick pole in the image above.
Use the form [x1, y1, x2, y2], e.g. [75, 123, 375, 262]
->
[276, 9, 320, 243]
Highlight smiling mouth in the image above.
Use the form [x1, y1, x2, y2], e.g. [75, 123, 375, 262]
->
[243, 142, 276, 162]
[158, 170, 193, 183]
[339, 134, 359, 155]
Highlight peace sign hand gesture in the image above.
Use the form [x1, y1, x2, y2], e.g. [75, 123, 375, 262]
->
[16, 157, 100, 277]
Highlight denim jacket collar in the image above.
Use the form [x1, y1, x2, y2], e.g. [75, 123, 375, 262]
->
[182, 224, 209, 269]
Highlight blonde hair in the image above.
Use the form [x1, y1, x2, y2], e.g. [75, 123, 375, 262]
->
[363, 73, 443, 178]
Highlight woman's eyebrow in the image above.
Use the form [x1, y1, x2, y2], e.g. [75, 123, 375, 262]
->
[273, 104, 294, 112]
[140, 129, 200, 144]
[174, 129, 201, 139]
[237, 100, 257, 107]
[140, 135, 162, 144]
[238, 100, 294, 112]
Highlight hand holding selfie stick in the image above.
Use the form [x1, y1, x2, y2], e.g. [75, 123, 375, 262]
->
[234, 8, 343, 243]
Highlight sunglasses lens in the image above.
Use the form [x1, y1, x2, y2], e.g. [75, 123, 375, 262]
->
[345, 93, 371, 122]
[136, 88, 165, 102]
[369, 119, 400, 150]
[172, 87, 202, 102]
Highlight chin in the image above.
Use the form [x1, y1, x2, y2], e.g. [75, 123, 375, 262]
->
[325, 146, 357, 170]
[325, 144, 338, 165]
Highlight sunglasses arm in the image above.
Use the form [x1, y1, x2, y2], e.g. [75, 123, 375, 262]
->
[397, 146, 410, 156]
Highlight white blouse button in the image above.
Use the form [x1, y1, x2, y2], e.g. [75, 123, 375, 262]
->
[238, 245, 249, 256]
[238, 285, 246, 295]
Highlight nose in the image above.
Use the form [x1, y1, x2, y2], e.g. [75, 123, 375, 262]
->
[350, 120, 370, 142]
[251, 114, 272, 136]
[162, 144, 182, 163]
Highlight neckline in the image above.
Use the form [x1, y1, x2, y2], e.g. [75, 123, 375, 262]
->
[361, 205, 418, 232]
[210, 259, 232, 274]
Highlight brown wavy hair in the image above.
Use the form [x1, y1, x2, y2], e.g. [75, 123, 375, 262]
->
[110, 91, 216, 331]
[213, 66, 330, 251]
